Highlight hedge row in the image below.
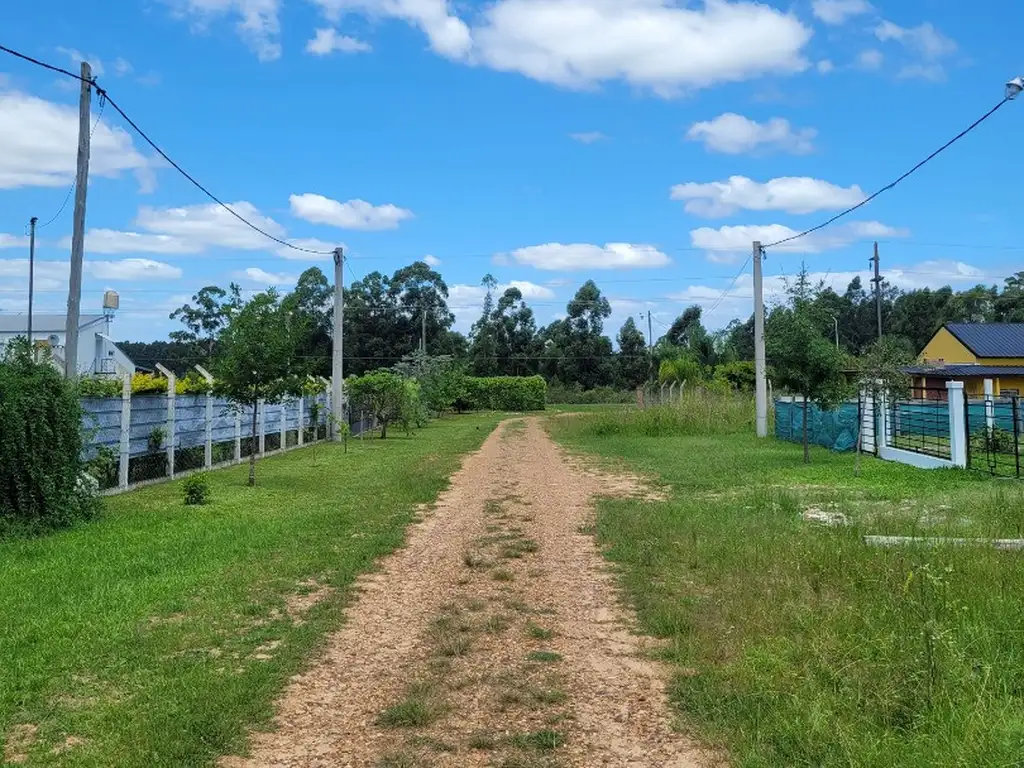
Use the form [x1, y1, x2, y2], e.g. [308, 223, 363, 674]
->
[459, 375, 546, 412]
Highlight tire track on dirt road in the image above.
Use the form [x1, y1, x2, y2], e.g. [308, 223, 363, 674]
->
[221, 417, 717, 767]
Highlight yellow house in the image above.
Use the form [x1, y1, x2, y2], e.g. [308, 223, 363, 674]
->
[909, 323, 1024, 397]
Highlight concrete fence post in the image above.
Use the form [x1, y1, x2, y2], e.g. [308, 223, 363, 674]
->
[321, 377, 331, 442]
[234, 409, 242, 464]
[859, 387, 877, 454]
[279, 402, 287, 451]
[156, 364, 176, 477]
[258, 399, 266, 455]
[118, 372, 131, 490]
[983, 378, 995, 436]
[196, 364, 215, 469]
[660, 382, 666, 404]
[297, 394, 305, 446]
[669, 381, 677, 403]
[878, 388, 891, 450]
[947, 380, 967, 468]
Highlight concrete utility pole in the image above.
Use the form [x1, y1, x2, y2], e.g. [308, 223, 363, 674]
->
[332, 247, 344, 441]
[753, 241, 767, 438]
[870, 241, 882, 339]
[27, 216, 37, 343]
[65, 61, 93, 378]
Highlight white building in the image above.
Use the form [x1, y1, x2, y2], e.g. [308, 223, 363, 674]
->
[0, 312, 136, 376]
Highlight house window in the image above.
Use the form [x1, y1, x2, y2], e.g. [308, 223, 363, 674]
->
[1003, 388, 1020, 396]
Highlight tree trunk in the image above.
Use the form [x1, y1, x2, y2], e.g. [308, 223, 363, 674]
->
[249, 404, 258, 486]
[380, 420, 388, 440]
[802, 395, 810, 464]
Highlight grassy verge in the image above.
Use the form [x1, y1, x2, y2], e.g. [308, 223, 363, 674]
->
[0, 412, 502, 767]
[549, 406, 1024, 767]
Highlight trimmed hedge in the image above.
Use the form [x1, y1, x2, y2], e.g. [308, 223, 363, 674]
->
[459, 375, 546, 412]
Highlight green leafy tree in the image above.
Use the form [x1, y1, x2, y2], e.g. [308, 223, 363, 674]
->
[469, 274, 500, 376]
[616, 317, 649, 389]
[213, 291, 306, 486]
[854, 335, 914, 474]
[170, 284, 242, 357]
[551, 281, 615, 390]
[392, 352, 464, 417]
[282, 267, 333, 378]
[346, 370, 415, 439]
[769, 310, 850, 463]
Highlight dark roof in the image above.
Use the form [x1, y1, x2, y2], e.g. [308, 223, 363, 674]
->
[945, 323, 1024, 358]
[905, 364, 1024, 377]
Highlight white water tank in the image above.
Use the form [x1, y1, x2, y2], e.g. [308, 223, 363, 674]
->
[103, 290, 120, 311]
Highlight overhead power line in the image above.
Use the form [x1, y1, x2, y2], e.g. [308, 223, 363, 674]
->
[763, 96, 1012, 249]
[0, 43, 334, 257]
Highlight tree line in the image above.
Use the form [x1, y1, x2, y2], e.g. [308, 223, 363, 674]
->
[122, 260, 1024, 391]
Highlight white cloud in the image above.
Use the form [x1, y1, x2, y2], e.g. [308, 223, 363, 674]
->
[289, 193, 414, 231]
[670, 176, 865, 218]
[875, 20, 956, 59]
[275, 238, 339, 260]
[811, 0, 872, 25]
[685, 113, 816, 155]
[423, 254, 441, 267]
[569, 131, 606, 144]
[855, 48, 884, 70]
[690, 221, 908, 259]
[0, 234, 29, 250]
[174, 0, 283, 61]
[88, 258, 183, 281]
[506, 242, 670, 271]
[114, 57, 134, 76]
[56, 47, 104, 76]
[0, 90, 150, 190]
[305, 28, 372, 55]
[136, 201, 285, 249]
[816, 59, 834, 74]
[76, 229, 202, 255]
[313, 0, 811, 95]
[873, 20, 956, 80]
[472, 0, 811, 95]
[237, 267, 298, 285]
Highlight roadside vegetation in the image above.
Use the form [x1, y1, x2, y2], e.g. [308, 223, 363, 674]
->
[550, 398, 1024, 767]
[0, 413, 501, 767]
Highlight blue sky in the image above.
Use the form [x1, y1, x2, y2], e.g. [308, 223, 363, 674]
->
[2, 0, 1023, 343]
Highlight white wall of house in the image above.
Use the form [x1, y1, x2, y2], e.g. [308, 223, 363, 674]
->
[0, 314, 134, 375]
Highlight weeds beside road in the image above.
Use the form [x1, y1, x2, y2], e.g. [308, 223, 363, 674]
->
[0, 413, 501, 767]
[550, 400, 1024, 767]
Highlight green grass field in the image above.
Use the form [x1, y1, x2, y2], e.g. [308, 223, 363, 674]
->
[0, 412, 501, 767]
[549, 406, 1024, 767]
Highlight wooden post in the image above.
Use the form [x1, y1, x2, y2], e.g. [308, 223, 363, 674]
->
[196, 364, 214, 468]
[258, 399, 266, 455]
[118, 372, 131, 490]
[234, 409, 242, 464]
[156, 363, 176, 477]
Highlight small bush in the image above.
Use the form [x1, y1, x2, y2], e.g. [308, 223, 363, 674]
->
[971, 426, 1016, 455]
[0, 340, 99, 536]
[183, 473, 212, 506]
[79, 376, 120, 397]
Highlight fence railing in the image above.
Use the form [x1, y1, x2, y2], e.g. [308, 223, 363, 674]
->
[967, 393, 1023, 478]
[775, 378, 1022, 478]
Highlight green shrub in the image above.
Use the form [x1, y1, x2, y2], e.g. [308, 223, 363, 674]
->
[85, 445, 119, 490]
[183, 473, 212, 506]
[79, 376, 121, 398]
[970, 426, 1016, 455]
[458, 376, 546, 411]
[546, 383, 634, 404]
[0, 339, 100, 536]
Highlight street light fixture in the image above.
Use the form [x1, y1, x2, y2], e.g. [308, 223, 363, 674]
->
[1006, 77, 1024, 100]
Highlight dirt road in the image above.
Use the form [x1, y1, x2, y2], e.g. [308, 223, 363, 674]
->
[221, 417, 714, 767]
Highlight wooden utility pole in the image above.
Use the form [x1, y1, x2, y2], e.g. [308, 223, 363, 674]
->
[421, 304, 427, 354]
[332, 247, 344, 441]
[870, 242, 882, 339]
[753, 241, 767, 438]
[28, 216, 37, 343]
[65, 61, 93, 378]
